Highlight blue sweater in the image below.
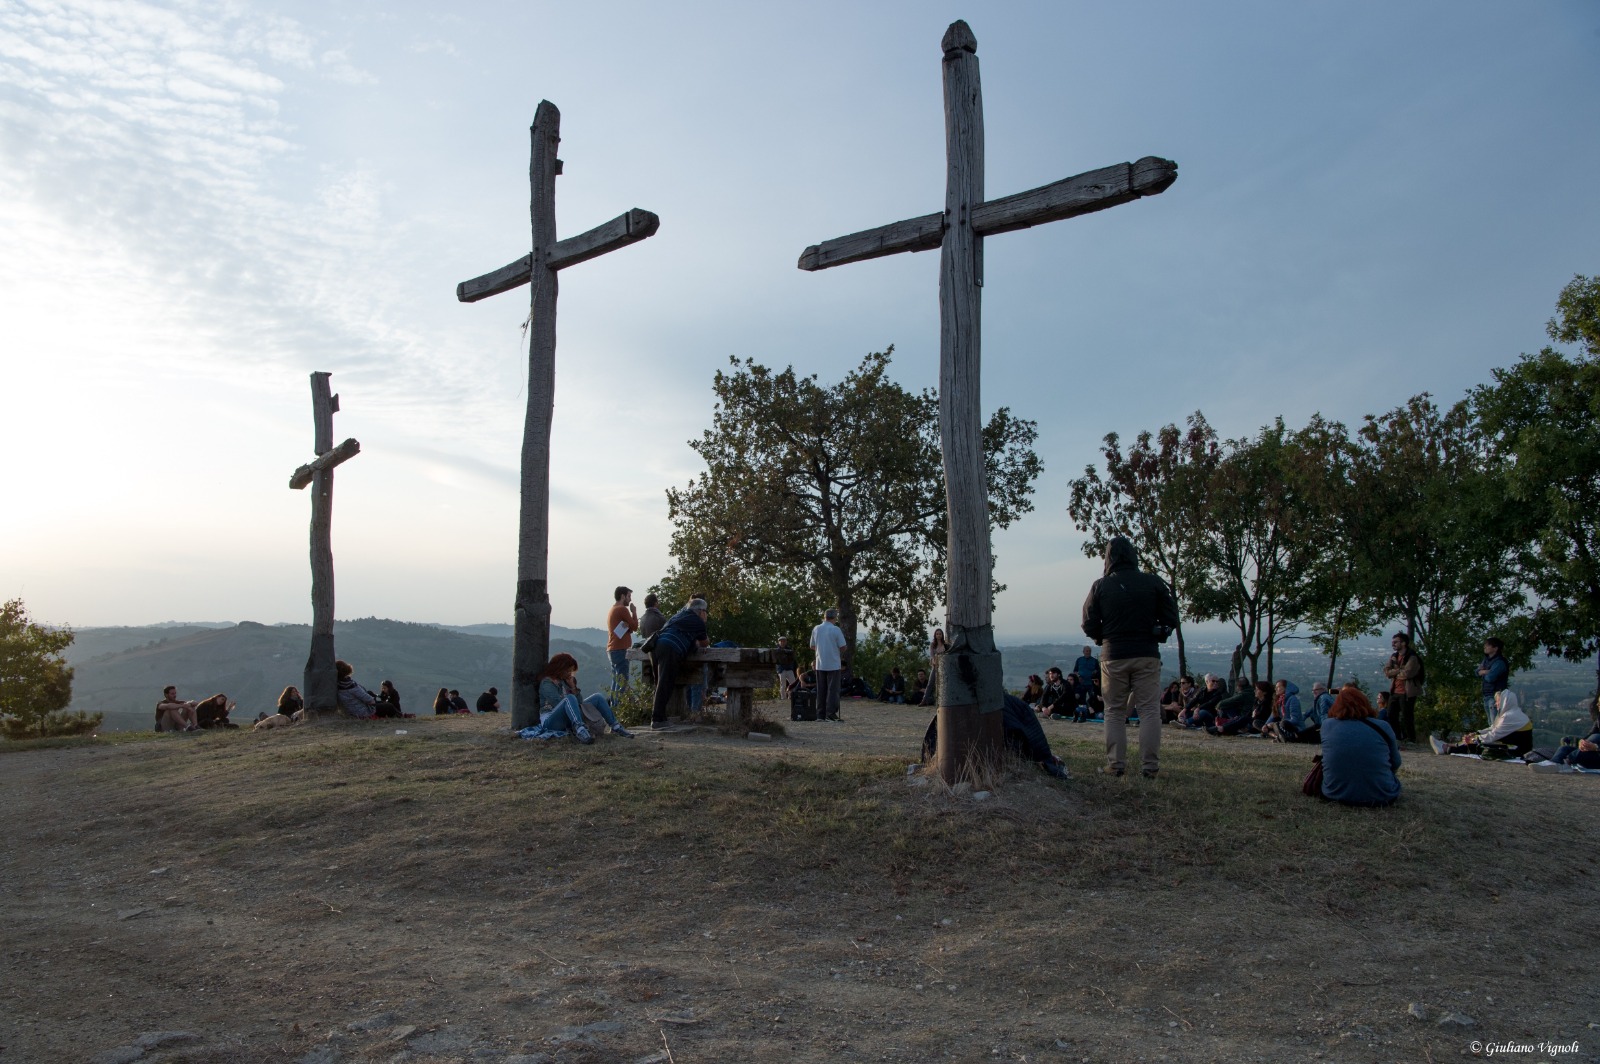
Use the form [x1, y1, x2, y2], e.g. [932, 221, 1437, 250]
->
[1320, 716, 1401, 807]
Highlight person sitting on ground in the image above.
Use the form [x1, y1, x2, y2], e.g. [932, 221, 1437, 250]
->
[277, 685, 304, 719]
[1179, 674, 1225, 729]
[375, 680, 405, 719]
[1021, 674, 1044, 706]
[336, 660, 378, 720]
[1206, 678, 1256, 736]
[1263, 679, 1302, 738]
[1550, 733, 1600, 769]
[522, 652, 633, 742]
[432, 687, 452, 715]
[1430, 688, 1533, 758]
[448, 689, 470, 714]
[476, 688, 500, 713]
[1375, 690, 1391, 724]
[1159, 680, 1183, 724]
[908, 669, 929, 707]
[1266, 680, 1318, 743]
[1038, 667, 1071, 718]
[155, 686, 201, 732]
[919, 693, 1069, 781]
[1072, 679, 1105, 723]
[1316, 685, 1401, 807]
[879, 666, 907, 703]
[193, 693, 237, 729]
[1295, 681, 1332, 744]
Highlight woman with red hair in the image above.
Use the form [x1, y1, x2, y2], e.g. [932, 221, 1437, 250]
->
[521, 653, 634, 743]
[1317, 686, 1402, 807]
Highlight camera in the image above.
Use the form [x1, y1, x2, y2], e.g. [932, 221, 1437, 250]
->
[1153, 621, 1174, 643]
[1563, 736, 1580, 747]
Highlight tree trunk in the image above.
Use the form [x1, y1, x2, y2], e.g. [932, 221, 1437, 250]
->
[933, 21, 1003, 784]
[1174, 621, 1189, 680]
[303, 372, 339, 716]
[511, 101, 561, 731]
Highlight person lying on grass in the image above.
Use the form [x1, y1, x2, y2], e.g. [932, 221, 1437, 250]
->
[521, 652, 634, 743]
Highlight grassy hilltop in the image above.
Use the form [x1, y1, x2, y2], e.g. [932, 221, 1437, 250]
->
[1, 706, 1594, 1062]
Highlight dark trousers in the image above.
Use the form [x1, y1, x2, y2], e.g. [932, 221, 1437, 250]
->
[1387, 693, 1417, 742]
[651, 644, 686, 725]
[814, 669, 841, 719]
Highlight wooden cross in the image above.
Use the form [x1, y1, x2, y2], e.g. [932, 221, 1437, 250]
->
[798, 20, 1177, 782]
[288, 371, 361, 715]
[457, 100, 661, 729]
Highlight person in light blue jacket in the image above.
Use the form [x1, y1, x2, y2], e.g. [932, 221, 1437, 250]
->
[519, 653, 634, 743]
[1317, 686, 1401, 807]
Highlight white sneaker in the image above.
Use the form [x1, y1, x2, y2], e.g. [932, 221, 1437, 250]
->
[1429, 736, 1449, 755]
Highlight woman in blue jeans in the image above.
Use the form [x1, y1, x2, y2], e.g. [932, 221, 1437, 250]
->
[522, 653, 634, 742]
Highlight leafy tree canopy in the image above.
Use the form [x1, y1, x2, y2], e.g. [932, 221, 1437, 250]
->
[0, 599, 94, 740]
[664, 348, 1041, 657]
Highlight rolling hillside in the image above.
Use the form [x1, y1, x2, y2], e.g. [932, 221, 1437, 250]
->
[65, 619, 609, 731]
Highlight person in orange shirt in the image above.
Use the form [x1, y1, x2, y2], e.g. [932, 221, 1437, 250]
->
[606, 585, 639, 693]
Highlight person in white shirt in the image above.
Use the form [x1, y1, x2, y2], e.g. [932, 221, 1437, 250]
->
[809, 608, 848, 722]
[1430, 688, 1534, 757]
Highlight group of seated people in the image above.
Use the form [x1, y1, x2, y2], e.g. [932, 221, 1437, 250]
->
[1161, 674, 1329, 742]
[155, 686, 238, 732]
[1021, 665, 1107, 722]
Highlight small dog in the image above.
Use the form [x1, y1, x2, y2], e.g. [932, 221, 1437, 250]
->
[252, 709, 306, 730]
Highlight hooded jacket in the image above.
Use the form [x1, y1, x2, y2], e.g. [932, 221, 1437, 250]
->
[1081, 536, 1182, 661]
[1479, 689, 1532, 745]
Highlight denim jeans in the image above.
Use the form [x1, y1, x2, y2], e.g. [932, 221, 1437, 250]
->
[608, 648, 630, 693]
[533, 693, 620, 737]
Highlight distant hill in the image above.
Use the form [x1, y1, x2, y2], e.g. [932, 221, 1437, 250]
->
[66, 619, 609, 732]
[428, 622, 607, 646]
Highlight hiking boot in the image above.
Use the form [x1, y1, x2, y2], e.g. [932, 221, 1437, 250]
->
[1049, 713, 1069, 721]
[575, 725, 595, 745]
[611, 725, 635, 738]
[650, 721, 677, 732]
[827, 715, 843, 722]
[1099, 765, 1125, 777]
[1429, 736, 1450, 755]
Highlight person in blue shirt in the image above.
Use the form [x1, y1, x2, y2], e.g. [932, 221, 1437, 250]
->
[1476, 637, 1510, 717]
[1072, 645, 1098, 688]
[1316, 686, 1401, 807]
[648, 598, 710, 731]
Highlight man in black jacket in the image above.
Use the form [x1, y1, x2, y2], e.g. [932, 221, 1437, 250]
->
[1082, 536, 1182, 778]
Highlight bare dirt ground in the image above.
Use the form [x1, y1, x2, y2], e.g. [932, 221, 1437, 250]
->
[2, 702, 1595, 1064]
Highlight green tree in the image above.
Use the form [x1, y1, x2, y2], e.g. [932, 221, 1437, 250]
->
[0, 599, 95, 740]
[1353, 394, 1529, 731]
[1067, 413, 1220, 679]
[1471, 273, 1600, 702]
[665, 348, 1042, 659]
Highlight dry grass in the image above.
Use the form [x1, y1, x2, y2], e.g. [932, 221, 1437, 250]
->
[1, 706, 1594, 1063]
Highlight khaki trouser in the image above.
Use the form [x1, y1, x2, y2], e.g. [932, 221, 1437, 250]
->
[1102, 656, 1163, 775]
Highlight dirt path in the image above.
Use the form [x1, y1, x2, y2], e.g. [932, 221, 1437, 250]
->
[2, 704, 1595, 1063]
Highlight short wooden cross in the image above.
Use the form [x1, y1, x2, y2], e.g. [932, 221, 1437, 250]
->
[798, 20, 1177, 782]
[288, 371, 361, 715]
[458, 100, 661, 729]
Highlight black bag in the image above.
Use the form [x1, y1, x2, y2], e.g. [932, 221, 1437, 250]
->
[790, 688, 817, 721]
[1301, 755, 1325, 798]
[638, 630, 660, 655]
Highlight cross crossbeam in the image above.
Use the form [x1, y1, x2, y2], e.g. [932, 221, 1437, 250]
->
[799, 158, 1176, 271]
[458, 207, 661, 303]
[798, 20, 1176, 783]
[288, 438, 360, 490]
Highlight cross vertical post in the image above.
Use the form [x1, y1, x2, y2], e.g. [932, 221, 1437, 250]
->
[457, 100, 661, 730]
[797, 20, 1177, 783]
[288, 371, 361, 715]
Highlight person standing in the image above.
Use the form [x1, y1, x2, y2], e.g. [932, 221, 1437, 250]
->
[1081, 535, 1181, 778]
[649, 598, 710, 731]
[606, 586, 639, 693]
[809, 607, 848, 722]
[1382, 633, 1422, 743]
[1476, 637, 1510, 718]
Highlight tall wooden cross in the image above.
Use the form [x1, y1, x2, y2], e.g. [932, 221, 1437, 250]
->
[288, 371, 362, 715]
[798, 20, 1177, 782]
[457, 100, 661, 729]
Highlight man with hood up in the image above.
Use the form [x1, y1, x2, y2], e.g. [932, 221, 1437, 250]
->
[1081, 536, 1182, 777]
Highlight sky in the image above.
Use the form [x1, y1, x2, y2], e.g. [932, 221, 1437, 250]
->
[2, 0, 1597, 642]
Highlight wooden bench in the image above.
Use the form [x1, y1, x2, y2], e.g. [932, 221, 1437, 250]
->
[625, 646, 794, 722]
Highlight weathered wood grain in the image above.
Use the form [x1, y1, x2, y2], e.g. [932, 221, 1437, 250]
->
[549, 208, 660, 270]
[288, 437, 360, 490]
[456, 254, 533, 303]
[797, 212, 944, 271]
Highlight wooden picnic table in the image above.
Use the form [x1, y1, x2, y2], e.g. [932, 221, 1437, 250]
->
[625, 646, 794, 722]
